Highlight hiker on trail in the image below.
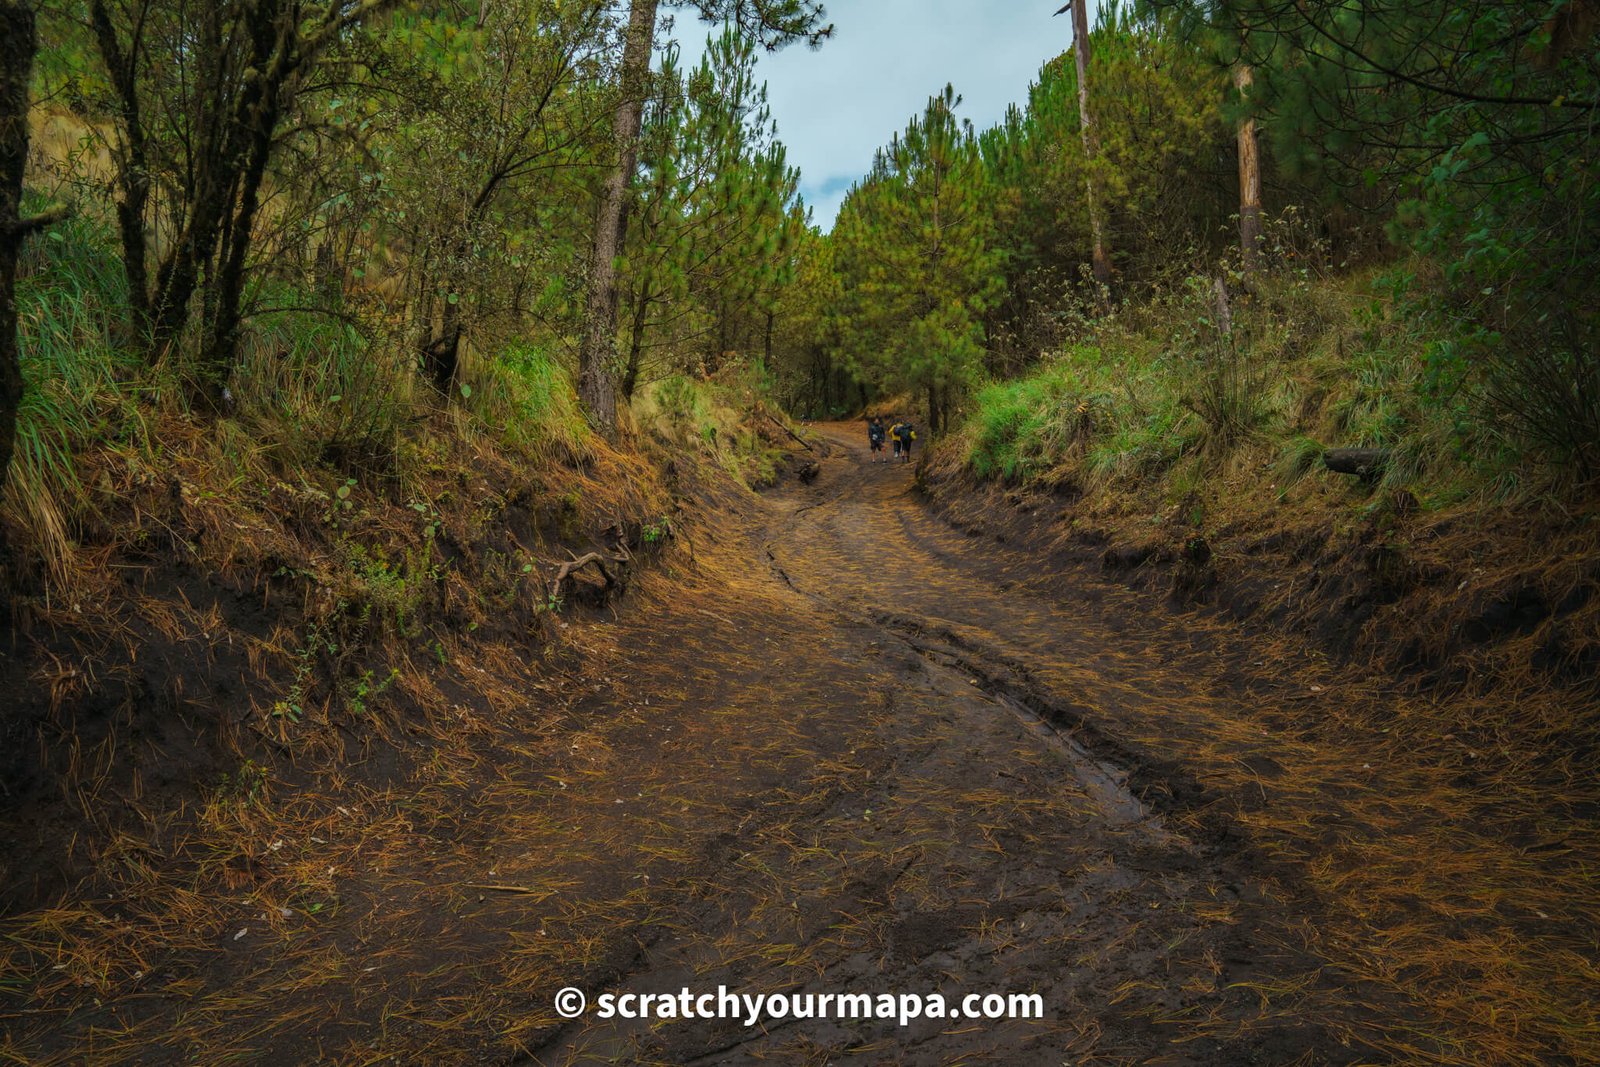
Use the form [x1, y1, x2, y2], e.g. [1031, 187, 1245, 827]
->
[893, 421, 916, 463]
[867, 416, 887, 461]
[889, 420, 905, 460]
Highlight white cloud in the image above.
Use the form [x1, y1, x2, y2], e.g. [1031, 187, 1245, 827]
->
[667, 0, 1088, 230]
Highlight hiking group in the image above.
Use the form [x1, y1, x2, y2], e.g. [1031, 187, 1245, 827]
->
[866, 416, 915, 463]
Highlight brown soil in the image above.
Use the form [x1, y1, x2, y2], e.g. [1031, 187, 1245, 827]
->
[2, 422, 1597, 1064]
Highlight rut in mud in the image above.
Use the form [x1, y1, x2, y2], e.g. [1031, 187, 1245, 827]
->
[6, 423, 1595, 1065]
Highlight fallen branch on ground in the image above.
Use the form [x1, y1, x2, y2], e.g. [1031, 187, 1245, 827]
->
[465, 883, 554, 897]
[766, 412, 814, 453]
[549, 546, 631, 601]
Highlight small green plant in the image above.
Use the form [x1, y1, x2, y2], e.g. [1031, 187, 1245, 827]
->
[642, 517, 671, 544]
[219, 760, 268, 805]
[323, 478, 358, 525]
[274, 617, 336, 727]
[409, 499, 443, 541]
[339, 541, 424, 633]
[345, 667, 399, 716]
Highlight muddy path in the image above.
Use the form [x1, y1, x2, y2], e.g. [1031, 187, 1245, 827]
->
[7, 422, 1594, 1065]
[517, 424, 1401, 1065]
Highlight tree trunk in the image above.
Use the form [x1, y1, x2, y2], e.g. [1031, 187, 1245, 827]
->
[88, 0, 151, 336]
[1069, 0, 1111, 302]
[1, 0, 66, 500]
[203, 70, 285, 404]
[1234, 63, 1263, 274]
[423, 318, 463, 394]
[578, 0, 658, 437]
[927, 382, 940, 433]
[621, 272, 652, 400]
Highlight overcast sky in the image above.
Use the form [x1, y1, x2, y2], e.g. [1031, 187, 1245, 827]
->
[666, 2, 1085, 232]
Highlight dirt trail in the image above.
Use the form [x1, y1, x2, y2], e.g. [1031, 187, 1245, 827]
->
[7, 422, 1592, 1064]
[519, 423, 1392, 1065]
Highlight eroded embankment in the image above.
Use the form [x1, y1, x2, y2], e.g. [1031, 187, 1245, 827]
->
[0, 414, 687, 915]
[920, 440, 1600, 693]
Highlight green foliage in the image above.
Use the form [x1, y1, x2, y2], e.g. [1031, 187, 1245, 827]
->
[339, 539, 427, 635]
[466, 342, 592, 463]
[1278, 435, 1327, 487]
[637, 363, 786, 487]
[1147, 0, 1600, 473]
[619, 29, 807, 396]
[965, 340, 1199, 489]
[958, 256, 1568, 507]
[978, 8, 1231, 350]
[832, 86, 1004, 427]
[9, 205, 146, 582]
[349, 0, 612, 381]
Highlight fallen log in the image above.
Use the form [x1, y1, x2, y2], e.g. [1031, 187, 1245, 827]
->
[765, 412, 815, 453]
[1323, 447, 1389, 478]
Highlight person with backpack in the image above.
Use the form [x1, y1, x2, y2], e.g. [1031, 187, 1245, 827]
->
[893, 420, 916, 462]
[867, 416, 887, 461]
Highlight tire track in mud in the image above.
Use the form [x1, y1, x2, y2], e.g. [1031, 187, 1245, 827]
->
[762, 458, 1168, 835]
[762, 429, 1219, 853]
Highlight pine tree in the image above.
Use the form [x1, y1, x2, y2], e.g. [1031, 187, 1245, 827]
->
[833, 86, 1002, 432]
[618, 29, 802, 396]
[577, 0, 829, 436]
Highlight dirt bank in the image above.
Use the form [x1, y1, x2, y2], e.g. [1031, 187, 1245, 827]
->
[920, 434, 1600, 697]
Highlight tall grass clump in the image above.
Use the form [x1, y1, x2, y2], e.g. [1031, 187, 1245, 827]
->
[967, 374, 1063, 483]
[232, 286, 413, 476]
[963, 341, 1199, 490]
[10, 207, 146, 585]
[465, 341, 592, 465]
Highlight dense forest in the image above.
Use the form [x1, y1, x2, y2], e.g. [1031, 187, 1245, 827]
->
[2, 0, 1599, 1062]
[2, 0, 1596, 522]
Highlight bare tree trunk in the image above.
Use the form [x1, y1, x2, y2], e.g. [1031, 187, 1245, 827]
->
[621, 272, 652, 399]
[1069, 0, 1111, 302]
[1234, 63, 1264, 274]
[578, 0, 658, 437]
[88, 0, 151, 336]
